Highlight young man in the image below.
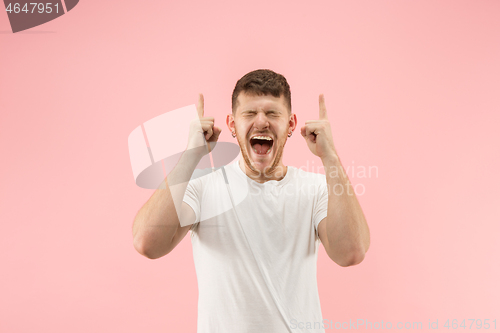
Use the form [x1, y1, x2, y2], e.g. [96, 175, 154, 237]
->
[132, 69, 370, 333]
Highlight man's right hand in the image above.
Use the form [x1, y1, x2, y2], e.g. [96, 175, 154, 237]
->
[187, 93, 222, 155]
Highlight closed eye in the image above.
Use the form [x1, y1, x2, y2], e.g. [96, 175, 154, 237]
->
[241, 110, 280, 117]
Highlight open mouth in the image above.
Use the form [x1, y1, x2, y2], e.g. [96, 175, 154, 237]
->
[249, 135, 274, 155]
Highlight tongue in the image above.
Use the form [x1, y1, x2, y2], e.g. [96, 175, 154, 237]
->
[253, 143, 270, 154]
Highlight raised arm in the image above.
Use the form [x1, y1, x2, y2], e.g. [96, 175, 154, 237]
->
[132, 94, 221, 259]
[301, 94, 370, 267]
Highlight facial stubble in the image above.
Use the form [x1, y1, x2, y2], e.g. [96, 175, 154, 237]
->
[236, 132, 287, 179]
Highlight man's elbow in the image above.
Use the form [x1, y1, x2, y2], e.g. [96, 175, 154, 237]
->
[133, 236, 169, 260]
[338, 235, 370, 267]
[333, 248, 366, 267]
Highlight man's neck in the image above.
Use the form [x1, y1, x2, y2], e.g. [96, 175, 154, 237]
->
[238, 158, 288, 184]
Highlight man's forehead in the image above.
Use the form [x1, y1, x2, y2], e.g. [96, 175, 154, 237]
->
[237, 93, 286, 111]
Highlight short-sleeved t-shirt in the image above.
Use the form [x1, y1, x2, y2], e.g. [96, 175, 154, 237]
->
[183, 160, 328, 333]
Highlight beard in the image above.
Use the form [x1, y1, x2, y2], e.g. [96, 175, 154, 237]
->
[236, 131, 287, 179]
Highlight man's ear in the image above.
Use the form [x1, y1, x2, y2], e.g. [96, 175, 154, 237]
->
[289, 113, 298, 132]
[226, 114, 235, 133]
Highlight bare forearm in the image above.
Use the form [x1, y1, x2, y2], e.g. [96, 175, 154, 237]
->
[132, 148, 203, 256]
[323, 155, 370, 265]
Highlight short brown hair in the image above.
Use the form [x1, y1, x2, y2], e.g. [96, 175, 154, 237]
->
[231, 69, 291, 114]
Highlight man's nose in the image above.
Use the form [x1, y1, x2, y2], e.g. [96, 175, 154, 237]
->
[253, 112, 269, 129]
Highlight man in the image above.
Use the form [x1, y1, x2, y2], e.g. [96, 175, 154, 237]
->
[132, 69, 370, 332]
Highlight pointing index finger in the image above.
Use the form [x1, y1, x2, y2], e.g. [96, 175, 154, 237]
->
[319, 94, 328, 120]
[197, 93, 204, 118]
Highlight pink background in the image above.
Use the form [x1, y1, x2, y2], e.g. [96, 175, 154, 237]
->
[1, 0, 499, 332]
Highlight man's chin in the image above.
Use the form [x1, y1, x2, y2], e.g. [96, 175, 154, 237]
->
[245, 147, 277, 175]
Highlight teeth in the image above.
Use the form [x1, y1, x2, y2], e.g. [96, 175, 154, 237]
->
[266, 147, 272, 154]
[252, 136, 273, 140]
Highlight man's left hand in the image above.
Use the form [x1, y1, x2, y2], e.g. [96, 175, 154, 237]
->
[301, 94, 338, 161]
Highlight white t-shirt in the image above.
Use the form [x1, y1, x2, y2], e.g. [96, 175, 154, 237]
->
[183, 160, 328, 333]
